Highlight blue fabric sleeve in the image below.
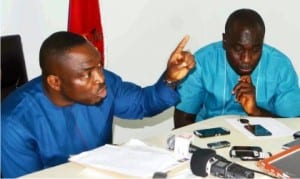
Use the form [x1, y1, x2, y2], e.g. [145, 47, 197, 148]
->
[176, 65, 205, 114]
[272, 58, 300, 117]
[1, 120, 43, 177]
[108, 71, 180, 119]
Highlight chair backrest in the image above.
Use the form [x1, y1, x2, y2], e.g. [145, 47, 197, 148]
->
[1, 34, 28, 101]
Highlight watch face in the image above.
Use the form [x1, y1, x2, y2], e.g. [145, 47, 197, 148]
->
[164, 79, 179, 88]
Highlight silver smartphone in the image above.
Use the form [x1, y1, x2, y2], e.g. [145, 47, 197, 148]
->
[207, 140, 231, 149]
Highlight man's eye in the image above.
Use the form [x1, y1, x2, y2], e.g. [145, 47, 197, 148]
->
[82, 72, 91, 78]
[233, 46, 243, 53]
[98, 64, 103, 71]
[252, 47, 261, 53]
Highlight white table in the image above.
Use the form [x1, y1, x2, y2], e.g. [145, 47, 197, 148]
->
[21, 115, 300, 178]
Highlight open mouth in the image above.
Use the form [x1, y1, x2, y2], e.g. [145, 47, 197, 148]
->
[96, 85, 107, 98]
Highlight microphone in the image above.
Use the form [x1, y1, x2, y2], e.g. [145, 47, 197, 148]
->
[167, 134, 200, 153]
[190, 148, 254, 178]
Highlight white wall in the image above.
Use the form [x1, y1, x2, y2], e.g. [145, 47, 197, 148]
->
[1, 0, 69, 78]
[2, 0, 300, 144]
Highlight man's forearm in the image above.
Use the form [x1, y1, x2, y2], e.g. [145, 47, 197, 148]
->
[249, 106, 280, 118]
[173, 108, 196, 129]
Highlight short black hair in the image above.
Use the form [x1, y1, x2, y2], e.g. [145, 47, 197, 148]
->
[39, 31, 87, 76]
[225, 9, 265, 35]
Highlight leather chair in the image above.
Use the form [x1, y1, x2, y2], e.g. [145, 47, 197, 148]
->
[1, 35, 28, 101]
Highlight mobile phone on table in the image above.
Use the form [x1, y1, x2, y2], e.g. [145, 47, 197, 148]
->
[282, 138, 300, 149]
[244, 124, 272, 136]
[207, 140, 231, 149]
[229, 146, 262, 158]
[193, 127, 230, 138]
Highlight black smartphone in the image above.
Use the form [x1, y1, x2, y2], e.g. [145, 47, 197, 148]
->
[207, 140, 231, 149]
[229, 146, 262, 158]
[244, 124, 272, 136]
[193, 127, 230, 138]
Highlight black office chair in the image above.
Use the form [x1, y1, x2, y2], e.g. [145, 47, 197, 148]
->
[1, 34, 28, 101]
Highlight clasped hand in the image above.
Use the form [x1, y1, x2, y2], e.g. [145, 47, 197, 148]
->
[233, 75, 258, 115]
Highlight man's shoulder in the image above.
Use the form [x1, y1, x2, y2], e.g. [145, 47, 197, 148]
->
[262, 44, 289, 59]
[103, 69, 121, 79]
[262, 44, 293, 67]
[1, 76, 44, 117]
[193, 41, 224, 65]
[103, 69, 124, 86]
[260, 44, 297, 78]
[194, 41, 223, 56]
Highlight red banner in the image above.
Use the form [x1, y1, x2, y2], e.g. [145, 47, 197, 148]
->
[68, 0, 104, 65]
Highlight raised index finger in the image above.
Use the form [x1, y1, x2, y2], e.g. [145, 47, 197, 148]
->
[173, 35, 190, 53]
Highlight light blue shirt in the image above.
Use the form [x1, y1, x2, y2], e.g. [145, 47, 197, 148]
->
[176, 41, 300, 121]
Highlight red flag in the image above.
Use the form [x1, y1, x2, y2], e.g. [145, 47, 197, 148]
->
[68, 0, 105, 65]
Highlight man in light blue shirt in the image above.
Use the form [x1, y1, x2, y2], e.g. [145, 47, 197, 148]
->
[174, 8, 300, 128]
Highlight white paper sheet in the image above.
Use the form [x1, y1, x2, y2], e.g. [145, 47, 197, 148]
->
[69, 139, 180, 177]
[226, 116, 295, 139]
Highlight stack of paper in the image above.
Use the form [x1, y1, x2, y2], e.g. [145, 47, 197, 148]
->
[69, 139, 180, 177]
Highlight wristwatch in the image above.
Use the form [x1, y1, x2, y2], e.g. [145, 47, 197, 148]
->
[163, 79, 180, 89]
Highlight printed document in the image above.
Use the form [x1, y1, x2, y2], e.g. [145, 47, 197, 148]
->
[69, 139, 180, 177]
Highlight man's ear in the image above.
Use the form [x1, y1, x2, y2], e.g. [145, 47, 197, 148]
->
[47, 75, 61, 91]
[222, 33, 227, 49]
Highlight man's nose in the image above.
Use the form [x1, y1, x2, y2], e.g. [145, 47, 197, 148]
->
[241, 51, 251, 63]
[94, 70, 104, 84]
